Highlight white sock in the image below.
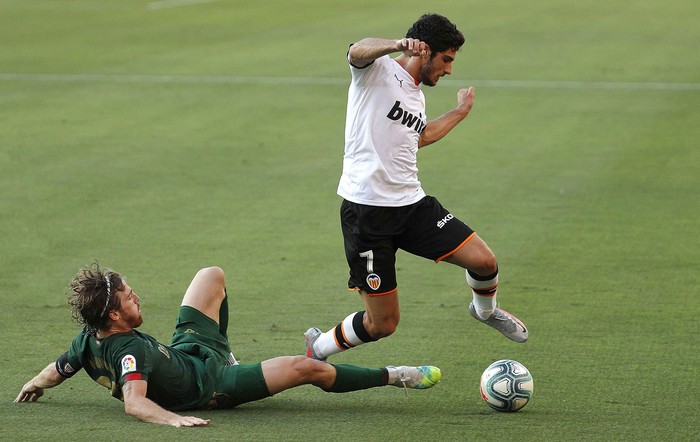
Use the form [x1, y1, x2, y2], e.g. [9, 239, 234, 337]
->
[314, 312, 369, 358]
[466, 270, 498, 320]
[385, 366, 400, 385]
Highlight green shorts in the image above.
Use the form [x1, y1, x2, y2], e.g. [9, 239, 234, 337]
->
[171, 305, 231, 363]
[210, 363, 271, 409]
[170, 306, 271, 409]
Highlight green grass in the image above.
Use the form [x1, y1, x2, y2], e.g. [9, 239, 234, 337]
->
[1, 0, 699, 440]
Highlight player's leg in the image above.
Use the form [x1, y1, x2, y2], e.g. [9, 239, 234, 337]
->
[219, 288, 230, 338]
[444, 233, 528, 343]
[359, 290, 401, 338]
[173, 267, 239, 364]
[217, 288, 239, 365]
[306, 291, 399, 361]
[306, 201, 400, 361]
[399, 196, 497, 320]
[260, 356, 441, 394]
[181, 266, 227, 323]
[180, 267, 232, 338]
[444, 234, 498, 319]
[262, 356, 354, 392]
[404, 196, 527, 342]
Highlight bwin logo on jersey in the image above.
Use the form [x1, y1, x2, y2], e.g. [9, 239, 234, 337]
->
[386, 101, 426, 133]
[437, 213, 454, 229]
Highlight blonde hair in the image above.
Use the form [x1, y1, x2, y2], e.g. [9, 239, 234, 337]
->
[67, 261, 123, 333]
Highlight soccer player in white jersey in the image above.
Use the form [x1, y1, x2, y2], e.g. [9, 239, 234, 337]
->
[305, 13, 528, 362]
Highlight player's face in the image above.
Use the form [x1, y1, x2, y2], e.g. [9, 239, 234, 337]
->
[420, 48, 457, 87]
[116, 282, 143, 328]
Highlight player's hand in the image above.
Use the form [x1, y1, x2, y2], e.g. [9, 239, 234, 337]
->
[457, 86, 475, 116]
[14, 380, 44, 403]
[396, 38, 430, 57]
[172, 416, 211, 427]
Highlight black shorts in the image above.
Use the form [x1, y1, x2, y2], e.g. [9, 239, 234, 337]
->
[340, 196, 475, 295]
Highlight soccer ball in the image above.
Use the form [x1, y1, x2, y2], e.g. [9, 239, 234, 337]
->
[480, 359, 534, 412]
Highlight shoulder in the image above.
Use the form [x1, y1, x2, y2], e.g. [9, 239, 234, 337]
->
[111, 330, 157, 348]
[67, 327, 94, 354]
[350, 54, 393, 71]
[108, 332, 158, 382]
[102, 331, 153, 360]
[350, 55, 400, 87]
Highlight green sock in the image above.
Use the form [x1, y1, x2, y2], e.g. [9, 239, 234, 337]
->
[219, 288, 229, 338]
[326, 364, 388, 392]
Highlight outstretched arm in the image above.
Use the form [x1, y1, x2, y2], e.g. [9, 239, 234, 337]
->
[122, 379, 211, 427]
[348, 37, 428, 68]
[419, 86, 475, 148]
[15, 362, 66, 403]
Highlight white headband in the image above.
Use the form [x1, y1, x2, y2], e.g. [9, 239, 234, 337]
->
[101, 275, 112, 318]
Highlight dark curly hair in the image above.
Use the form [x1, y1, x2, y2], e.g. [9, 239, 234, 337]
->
[67, 262, 124, 334]
[405, 13, 465, 57]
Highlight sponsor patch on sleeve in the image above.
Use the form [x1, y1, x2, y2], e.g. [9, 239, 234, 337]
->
[121, 354, 137, 376]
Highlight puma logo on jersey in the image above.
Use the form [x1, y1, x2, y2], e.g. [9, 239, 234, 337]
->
[386, 100, 426, 133]
[437, 213, 454, 228]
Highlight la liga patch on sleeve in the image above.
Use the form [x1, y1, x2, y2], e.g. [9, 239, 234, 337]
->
[121, 354, 137, 376]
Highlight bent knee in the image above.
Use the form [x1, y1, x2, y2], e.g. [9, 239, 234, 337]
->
[471, 257, 498, 276]
[367, 320, 398, 339]
[294, 356, 330, 381]
[464, 245, 498, 276]
[196, 266, 226, 284]
[452, 235, 498, 275]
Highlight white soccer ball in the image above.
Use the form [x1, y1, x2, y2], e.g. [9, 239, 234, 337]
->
[480, 359, 534, 412]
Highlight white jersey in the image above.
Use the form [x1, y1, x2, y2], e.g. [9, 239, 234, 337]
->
[337, 55, 427, 207]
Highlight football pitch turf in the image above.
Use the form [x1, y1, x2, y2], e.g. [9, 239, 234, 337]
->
[1, 1, 698, 440]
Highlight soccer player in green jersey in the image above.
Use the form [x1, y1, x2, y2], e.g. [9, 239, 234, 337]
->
[15, 263, 441, 427]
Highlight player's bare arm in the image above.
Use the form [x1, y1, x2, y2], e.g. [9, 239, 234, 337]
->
[14, 362, 66, 403]
[122, 379, 211, 427]
[419, 86, 475, 148]
[348, 37, 428, 68]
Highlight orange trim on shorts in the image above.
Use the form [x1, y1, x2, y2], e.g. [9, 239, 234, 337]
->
[348, 287, 398, 297]
[435, 231, 476, 263]
[366, 287, 398, 297]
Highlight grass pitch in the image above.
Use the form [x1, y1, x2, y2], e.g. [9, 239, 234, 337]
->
[1, 1, 699, 441]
